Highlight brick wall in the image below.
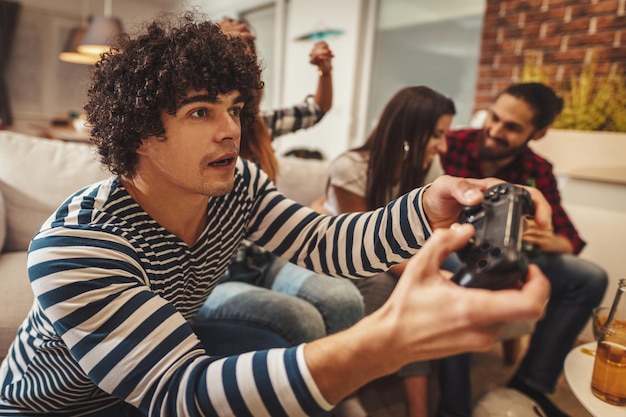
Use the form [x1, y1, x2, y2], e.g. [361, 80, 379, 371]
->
[474, 0, 626, 112]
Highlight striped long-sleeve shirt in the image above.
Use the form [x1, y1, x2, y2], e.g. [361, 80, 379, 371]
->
[0, 159, 431, 416]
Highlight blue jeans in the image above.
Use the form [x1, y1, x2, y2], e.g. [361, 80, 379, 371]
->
[514, 252, 608, 392]
[192, 254, 364, 351]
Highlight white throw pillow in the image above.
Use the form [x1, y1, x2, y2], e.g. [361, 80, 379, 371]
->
[275, 155, 330, 206]
[0, 131, 109, 252]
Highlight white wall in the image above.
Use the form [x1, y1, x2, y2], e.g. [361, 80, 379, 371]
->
[272, 0, 364, 159]
[530, 130, 626, 341]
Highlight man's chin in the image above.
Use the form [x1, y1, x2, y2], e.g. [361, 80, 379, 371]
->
[204, 180, 235, 197]
[478, 149, 505, 161]
[479, 144, 522, 161]
[212, 185, 234, 197]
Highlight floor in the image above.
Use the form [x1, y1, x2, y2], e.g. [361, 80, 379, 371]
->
[356, 335, 592, 417]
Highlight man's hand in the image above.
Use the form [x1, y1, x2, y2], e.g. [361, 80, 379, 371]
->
[382, 224, 550, 362]
[305, 224, 550, 404]
[523, 219, 574, 254]
[422, 175, 552, 232]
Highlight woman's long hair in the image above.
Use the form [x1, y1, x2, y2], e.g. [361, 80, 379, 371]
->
[240, 113, 279, 181]
[355, 86, 456, 210]
[237, 36, 280, 181]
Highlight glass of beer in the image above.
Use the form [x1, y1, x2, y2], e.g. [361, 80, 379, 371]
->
[592, 306, 610, 340]
[591, 279, 626, 406]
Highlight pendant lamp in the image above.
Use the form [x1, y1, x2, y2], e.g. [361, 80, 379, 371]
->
[59, 24, 100, 65]
[58, 1, 100, 65]
[77, 0, 123, 56]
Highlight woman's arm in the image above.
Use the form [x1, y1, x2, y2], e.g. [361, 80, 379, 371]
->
[310, 41, 334, 113]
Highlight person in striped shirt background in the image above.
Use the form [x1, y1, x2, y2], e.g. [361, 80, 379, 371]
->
[0, 11, 552, 417]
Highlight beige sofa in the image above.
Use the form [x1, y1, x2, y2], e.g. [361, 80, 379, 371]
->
[0, 130, 330, 358]
[0, 130, 109, 357]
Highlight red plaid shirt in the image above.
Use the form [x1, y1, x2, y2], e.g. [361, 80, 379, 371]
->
[441, 128, 586, 254]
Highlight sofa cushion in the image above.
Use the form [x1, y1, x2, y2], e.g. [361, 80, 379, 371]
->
[0, 251, 33, 357]
[275, 155, 330, 206]
[0, 131, 108, 252]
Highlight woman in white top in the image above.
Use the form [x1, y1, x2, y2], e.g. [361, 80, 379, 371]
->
[319, 86, 469, 417]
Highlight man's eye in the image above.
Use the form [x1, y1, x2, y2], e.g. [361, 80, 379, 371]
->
[191, 108, 208, 118]
[229, 107, 242, 117]
[506, 124, 522, 132]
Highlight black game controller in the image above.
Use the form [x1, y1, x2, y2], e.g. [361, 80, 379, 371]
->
[451, 182, 535, 290]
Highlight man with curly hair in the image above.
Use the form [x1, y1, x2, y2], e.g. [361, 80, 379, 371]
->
[0, 12, 552, 417]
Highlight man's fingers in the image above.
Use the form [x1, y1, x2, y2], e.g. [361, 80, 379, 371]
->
[472, 264, 550, 324]
[522, 186, 553, 230]
[404, 224, 474, 281]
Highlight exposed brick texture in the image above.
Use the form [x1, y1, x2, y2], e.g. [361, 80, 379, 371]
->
[474, 0, 626, 113]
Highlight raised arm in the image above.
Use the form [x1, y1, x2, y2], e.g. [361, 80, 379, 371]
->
[309, 41, 334, 113]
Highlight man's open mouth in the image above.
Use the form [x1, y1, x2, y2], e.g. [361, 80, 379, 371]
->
[209, 157, 235, 166]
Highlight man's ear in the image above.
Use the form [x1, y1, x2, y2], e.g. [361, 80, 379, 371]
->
[530, 127, 548, 141]
[136, 138, 150, 156]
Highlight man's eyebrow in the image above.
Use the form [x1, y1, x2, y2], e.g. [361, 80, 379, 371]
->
[491, 108, 522, 128]
[177, 93, 244, 108]
[178, 95, 213, 107]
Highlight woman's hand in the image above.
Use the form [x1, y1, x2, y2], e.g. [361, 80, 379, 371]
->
[309, 41, 334, 75]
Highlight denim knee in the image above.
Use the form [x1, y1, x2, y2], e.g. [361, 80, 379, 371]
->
[580, 260, 609, 304]
[296, 276, 364, 334]
[532, 253, 608, 306]
[270, 263, 364, 335]
[196, 282, 327, 344]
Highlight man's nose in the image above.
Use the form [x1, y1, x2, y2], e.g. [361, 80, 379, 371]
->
[487, 121, 503, 139]
[216, 112, 240, 141]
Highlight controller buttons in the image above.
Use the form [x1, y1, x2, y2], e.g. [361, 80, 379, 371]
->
[480, 242, 491, 251]
[490, 247, 502, 258]
[477, 258, 489, 269]
[468, 252, 481, 263]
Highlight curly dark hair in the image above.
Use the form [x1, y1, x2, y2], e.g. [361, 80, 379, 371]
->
[85, 11, 263, 177]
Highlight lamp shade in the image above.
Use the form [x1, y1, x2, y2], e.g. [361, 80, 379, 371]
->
[59, 26, 100, 65]
[77, 15, 123, 55]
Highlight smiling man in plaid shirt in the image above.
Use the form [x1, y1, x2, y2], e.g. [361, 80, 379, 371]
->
[441, 82, 608, 417]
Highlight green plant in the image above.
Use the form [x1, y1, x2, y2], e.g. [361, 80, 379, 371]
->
[522, 53, 626, 132]
[607, 74, 626, 132]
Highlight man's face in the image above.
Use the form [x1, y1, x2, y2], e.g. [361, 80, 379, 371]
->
[136, 90, 244, 197]
[479, 93, 538, 161]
